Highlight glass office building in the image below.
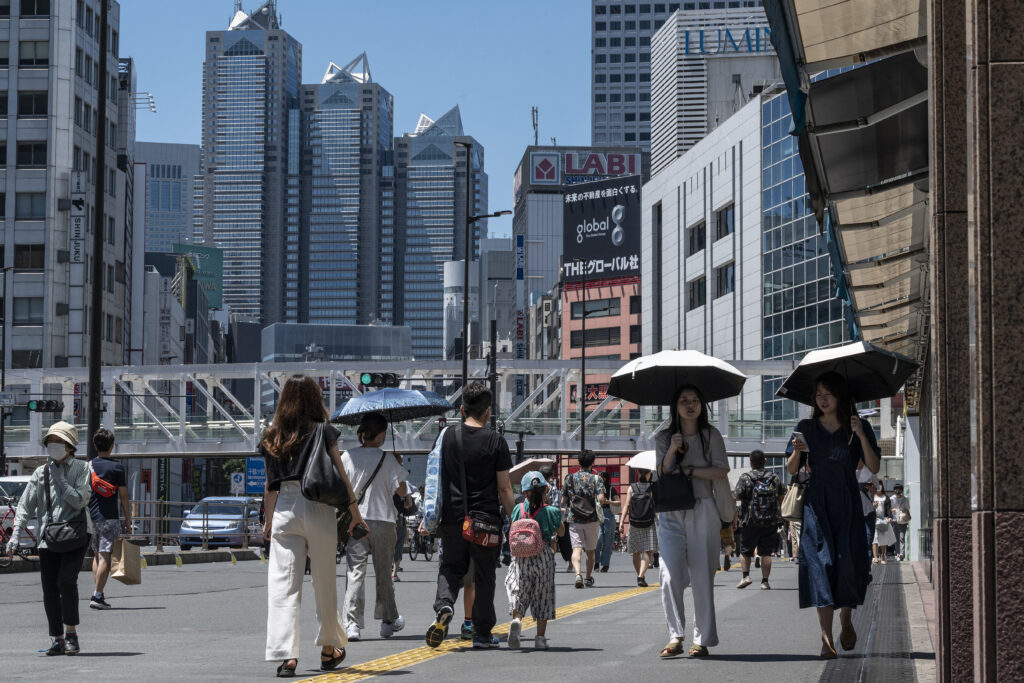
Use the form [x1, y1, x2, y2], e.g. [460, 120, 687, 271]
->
[760, 92, 851, 436]
[136, 143, 201, 252]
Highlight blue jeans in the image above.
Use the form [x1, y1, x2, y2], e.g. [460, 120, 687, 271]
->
[595, 507, 616, 568]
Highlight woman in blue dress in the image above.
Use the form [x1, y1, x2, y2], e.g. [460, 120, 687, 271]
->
[787, 371, 880, 659]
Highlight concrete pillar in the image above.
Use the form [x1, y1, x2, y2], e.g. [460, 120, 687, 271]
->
[928, 1, 973, 681]
[966, 2, 1024, 679]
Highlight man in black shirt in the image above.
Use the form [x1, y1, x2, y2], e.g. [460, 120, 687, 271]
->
[425, 383, 514, 650]
[87, 429, 131, 610]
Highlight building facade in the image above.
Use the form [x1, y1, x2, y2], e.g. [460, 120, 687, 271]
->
[135, 142, 201, 252]
[197, 0, 300, 324]
[591, 0, 764, 151]
[260, 323, 411, 363]
[393, 106, 487, 359]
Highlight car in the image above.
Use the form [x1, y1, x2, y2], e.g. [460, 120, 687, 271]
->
[177, 496, 262, 551]
[1, 475, 40, 550]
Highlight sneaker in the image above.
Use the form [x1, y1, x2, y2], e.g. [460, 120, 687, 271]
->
[380, 615, 405, 638]
[760, 580, 771, 590]
[89, 595, 111, 610]
[754, 557, 761, 568]
[508, 618, 522, 649]
[345, 624, 361, 642]
[637, 576, 648, 588]
[584, 576, 595, 588]
[425, 606, 453, 648]
[722, 555, 731, 571]
[392, 574, 401, 582]
[737, 576, 753, 589]
[64, 633, 80, 656]
[472, 634, 499, 649]
[599, 565, 609, 573]
[535, 635, 549, 650]
[45, 638, 65, 656]
[460, 621, 475, 641]
[574, 573, 584, 589]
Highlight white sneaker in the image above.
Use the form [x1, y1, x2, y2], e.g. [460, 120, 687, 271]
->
[534, 635, 549, 650]
[508, 618, 521, 649]
[737, 576, 753, 589]
[345, 624, 360, 641]
[380, 615, 405, 638]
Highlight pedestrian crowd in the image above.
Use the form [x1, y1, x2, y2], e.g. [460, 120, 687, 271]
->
[4, 370, 907, 672]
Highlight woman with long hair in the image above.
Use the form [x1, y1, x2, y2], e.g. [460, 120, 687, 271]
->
[617, 468, 658, 587]
[655, 385, 730, 658]
[262, 375, 366, 677]
[787, 371, 880, 659]
[872, 481, 895, 565]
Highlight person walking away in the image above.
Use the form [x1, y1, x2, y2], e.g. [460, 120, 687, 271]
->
[424, 383, 514, 650]
[5, 422, 91, 655]
[505, 471, 564, 650]
[561, 451, 606, 588]
[618, 468, 658, 586]
[890, 485, 911, 560]
[788, 371, 880, 659]
[733, 450, 785, 590]
[718, 509, 736, 572]
[655, 386, 730, 659]
[392, 474, 417, 582]
[86, 429, 132, 610]
[593, 471, 619, 572]
[857, 464, 880, 558]
[262, 375, 366, 677]
[542, 464, 573, 574]
[872, 482, 896, 565]
[341, 412, 409, 640]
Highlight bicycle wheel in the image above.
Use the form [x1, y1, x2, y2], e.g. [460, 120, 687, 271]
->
[0, 552, 11, 569]
[423, 537, 434, 561]
[409, 539, 419, 561]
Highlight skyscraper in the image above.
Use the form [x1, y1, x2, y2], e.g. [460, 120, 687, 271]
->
[590, 1, 764, 152]
[393, 107, 488, 359]
[135, 142, 201, 252]
[198, 0, 300, 323]
[297, 55, 394, 325]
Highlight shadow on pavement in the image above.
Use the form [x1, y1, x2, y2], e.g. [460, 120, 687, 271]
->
[107, 606, 167, 611]
[66, 652, 145, 657]
[702, 653, 824, 663]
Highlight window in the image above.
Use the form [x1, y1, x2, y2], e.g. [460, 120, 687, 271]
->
[625, 36, 636, 46]
[686, 220, 706, 256]
[106, 264, 113, 292]
[105, 314, 113, 341]
[84, 54, 92, 83]
[630, 295, 641, 314]
[110, 29, 118, 55]
[610, 37, 620, 47]
[11, 350, 41, 368]
[0, 92, 6, 116]
[85, 6, 92, 35]
[15, 192, 44, 218]
[19, 40, 48, 66]
[625, 20, 636, 29]
[595, 4, 606, 13]
[76, 0, 82, 25]
[0, 41, 8, 66]
[16, 141, 45, 166]
[0, 0, 8, 16]
[20, 0, 49, 16]
[570, 326, 621, 348]
[114, 316, 122, 344]
[13, 297, 43, 324]
[14, 243, 43, 269]
[640, 20, 650, 29]
[625, 53, 636, 62]
[610, 54, 621, 63]
[629, 325, 642, 344]
[0, 192, 5, 216]
[640, 72, 650, 82]
[610, 93, 620, 101]
[624, 73, 636, 82]
[17, 91, 46, 117]
[625, 3, 636, 12]
[640, 3, 651, 11]
[609, 4, 621, 12]
[595, 74, 606, 83]
[686, 277, 706, 311]
[625, 132, 636, 141]
[74, 96, 82, 126]
[714, 262, 735, 298]
[595, 37, 606, 47]
[595, 21, 606, 30]
[595, 54, 606, 63]
[571, 297, 620, 319]
[609, 73, 621, 82]
[595, 93, 606, 103]
[610, 21, 620, 29]
[715, 203, 735, 240]
[106, 216, 114, 244]
[624, 112, 636, 121]
[640, 112, 651, 121]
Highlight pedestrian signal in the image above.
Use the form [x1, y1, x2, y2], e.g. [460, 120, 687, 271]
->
[27, 400, 64, 413]
[359, 373, 399, 388]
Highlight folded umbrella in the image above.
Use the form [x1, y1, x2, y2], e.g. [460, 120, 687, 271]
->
[608, 350, 747, 405]
[776, 341, 920, 406]
[625, 450, 656, 470]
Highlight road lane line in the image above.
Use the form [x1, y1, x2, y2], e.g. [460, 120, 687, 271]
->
[302, 584, 660, 682]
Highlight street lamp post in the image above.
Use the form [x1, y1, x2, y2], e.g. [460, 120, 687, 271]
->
[573, 258, 588, 456]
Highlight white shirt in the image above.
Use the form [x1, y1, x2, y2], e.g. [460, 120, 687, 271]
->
[890, 493, 911, 521]
[341, 446, 407, 523]
[857, 468, 879, 516]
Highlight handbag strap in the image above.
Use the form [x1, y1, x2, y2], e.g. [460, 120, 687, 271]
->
[43, 463, 53, 525]
[357, 451, 389, 506]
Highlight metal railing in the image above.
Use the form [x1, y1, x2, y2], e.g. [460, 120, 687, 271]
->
[125, 498, 262, 552]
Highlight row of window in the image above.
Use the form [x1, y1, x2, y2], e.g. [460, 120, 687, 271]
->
[596, 36, 650, 48]
[569, 324, 643, 348]
[0, 141, 46, 167]
[685, 261, 735, 311]
[569, 295, 642, 319]
[596, 2, 758, 14]
[0, 90, 45, 117]
[595, 73, 652, 85]
[595, 92, 652, 104]
[683, 204, 735, 256]
[75, 0, 120, 55]
[0, 0, 49, 17]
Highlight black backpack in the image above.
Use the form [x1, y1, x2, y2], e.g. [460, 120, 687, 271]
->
[748, 472, 780, 526]
[568, 472, 598, 522]
[628, 482, 655, 528]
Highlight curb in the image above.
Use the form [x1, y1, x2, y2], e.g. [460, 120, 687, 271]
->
[0, 548, 263, 574]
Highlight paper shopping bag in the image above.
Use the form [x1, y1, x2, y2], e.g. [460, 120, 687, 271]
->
[111, 538, 142, 585]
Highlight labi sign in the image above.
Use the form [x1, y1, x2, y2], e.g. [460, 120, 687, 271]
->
[683, 26, 773, 55]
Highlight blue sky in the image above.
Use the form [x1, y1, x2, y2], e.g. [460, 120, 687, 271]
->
[120, 0, 593, 238]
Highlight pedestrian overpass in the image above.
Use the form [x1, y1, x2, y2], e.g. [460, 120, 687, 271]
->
[0, 359, 803, 459]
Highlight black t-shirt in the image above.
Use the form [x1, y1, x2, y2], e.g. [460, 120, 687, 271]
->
[88, 457, 126, 523]
[440, 424, 512, 523]
[262, 422, 341, 492]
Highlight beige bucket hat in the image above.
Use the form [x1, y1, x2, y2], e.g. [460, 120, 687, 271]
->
[42, 421, 79, 449]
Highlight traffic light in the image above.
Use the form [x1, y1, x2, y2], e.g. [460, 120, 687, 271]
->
[27, 400, 64, 413]
[359, 372, 399, 389]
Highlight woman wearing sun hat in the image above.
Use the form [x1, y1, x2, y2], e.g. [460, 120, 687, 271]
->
[5, 421, 92, 656]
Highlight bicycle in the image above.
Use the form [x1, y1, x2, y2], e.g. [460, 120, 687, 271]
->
[407, 516, 435, 561]
[0, 498, 37, 569]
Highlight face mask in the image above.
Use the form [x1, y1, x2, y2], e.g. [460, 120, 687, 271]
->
[47, 442, 68, 462]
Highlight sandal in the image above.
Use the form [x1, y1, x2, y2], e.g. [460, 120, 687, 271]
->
[840, 622, 857, 651]
[276, 660, 297, 678]
[320, 647, 346, 671]
[659, 639, 684, 658]
[820, 638, 837, 660]
[689, 644, 709, 657]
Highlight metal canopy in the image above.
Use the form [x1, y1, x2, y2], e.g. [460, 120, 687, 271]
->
[790, 0, 926, 69]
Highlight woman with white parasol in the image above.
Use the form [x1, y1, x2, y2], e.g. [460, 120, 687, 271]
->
[618, 450, 658, 587]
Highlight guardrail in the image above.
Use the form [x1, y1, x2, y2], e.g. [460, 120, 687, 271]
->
[125, 498, 262, 553]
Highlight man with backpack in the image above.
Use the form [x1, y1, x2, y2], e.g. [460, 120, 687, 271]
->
[560, 451, 606, 589]
[87, 429, 131, 610]
[732, 450, 784, 590]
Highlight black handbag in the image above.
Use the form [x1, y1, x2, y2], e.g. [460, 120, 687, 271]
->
[300, 423, 351, 508]
[42, 465, 88, 553]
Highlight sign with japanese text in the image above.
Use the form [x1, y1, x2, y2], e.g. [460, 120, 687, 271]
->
[562, 176, 642, 284]
[70, 173, 86, 264]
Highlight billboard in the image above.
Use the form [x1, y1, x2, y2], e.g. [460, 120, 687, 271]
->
[562, 176, 641, 284]
[173, 243, 224, 309]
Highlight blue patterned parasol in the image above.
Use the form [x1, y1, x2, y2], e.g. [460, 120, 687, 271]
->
[330, 388, 454, 425]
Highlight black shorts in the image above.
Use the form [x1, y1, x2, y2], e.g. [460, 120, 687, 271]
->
[740, 525, 780, 557]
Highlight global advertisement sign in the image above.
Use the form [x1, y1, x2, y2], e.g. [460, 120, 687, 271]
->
[173, 243, 224, 309]
[563, 176, 641, 284]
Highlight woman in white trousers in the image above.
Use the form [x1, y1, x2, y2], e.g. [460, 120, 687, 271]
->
[261, 375, 365, 677]
[655, 385, 730, 658]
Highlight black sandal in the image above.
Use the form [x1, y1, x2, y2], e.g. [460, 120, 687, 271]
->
[276, 659, 296, 677]
[320, 647, 346, 671]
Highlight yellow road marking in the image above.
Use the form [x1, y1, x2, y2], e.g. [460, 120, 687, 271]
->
[302, 584, 660, 683]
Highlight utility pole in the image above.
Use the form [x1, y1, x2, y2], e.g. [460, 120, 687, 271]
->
[87, 0, 110, 460]
[489, 318, 497, 431]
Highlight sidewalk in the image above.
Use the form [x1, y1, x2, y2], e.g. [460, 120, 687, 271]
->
[0, 546, 263, 574]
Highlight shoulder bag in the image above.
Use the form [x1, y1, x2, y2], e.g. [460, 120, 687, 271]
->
[42, 465, 88, 553]
[781, 453, 808, 523]
[300, 423, 352, 508]
[456, 428, 502, 547]
[651, 432, 696, 513]
[420, 427, 448, 534]
[337, 451, 387, 546]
